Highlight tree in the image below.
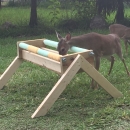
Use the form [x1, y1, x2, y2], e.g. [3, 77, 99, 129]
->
[96, 0, 130, 23]
[29, 0, 37, 27]
[0, 0, 1, 8]
[115, 0, 124, 23]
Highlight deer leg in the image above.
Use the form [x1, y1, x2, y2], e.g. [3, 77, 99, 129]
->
[116, 41, 130, 76]
[95, 56, 100, 71]
[121, 58, 130, 76]
[124, 39, 128, 54]
[90, 79, 95, 89]
[128, 40, 130, 45]
[108, 56, 115, 75]
[91, 56, 100, 89]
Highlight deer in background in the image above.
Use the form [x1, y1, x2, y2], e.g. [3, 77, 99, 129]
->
[109, 24, 130, 54]
[56, 31, 130, 89]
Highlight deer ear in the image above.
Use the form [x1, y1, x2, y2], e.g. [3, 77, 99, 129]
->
[65, 33, 71, 41]
[55, 31, 62, 41]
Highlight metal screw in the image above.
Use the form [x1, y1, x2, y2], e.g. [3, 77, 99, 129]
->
[62, 58, 66, 62]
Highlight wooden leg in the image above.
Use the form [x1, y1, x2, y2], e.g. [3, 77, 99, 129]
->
[32, 54, 122, 118]
[80, 56, 123, 98]
[0, 56, 23, 89]
[31, 55, 81, 118]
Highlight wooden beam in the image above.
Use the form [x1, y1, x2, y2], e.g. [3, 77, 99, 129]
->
[31, 54, 122, 118]
[22, 50, 62, 74]
[17, 39, 45, 47]
[31, 54, 81, 118]
[80, 56, 123, 98]
[17, 39, 45, 58]
[0, 56, 23, 89]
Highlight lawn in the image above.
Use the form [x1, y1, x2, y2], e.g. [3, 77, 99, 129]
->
[0, 31, 130, 130]
[0, 6, 130, 130]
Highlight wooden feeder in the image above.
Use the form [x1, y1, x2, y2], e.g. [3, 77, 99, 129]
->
[0, 38, 123, 118]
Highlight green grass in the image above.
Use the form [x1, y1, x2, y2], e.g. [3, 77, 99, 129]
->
[0, 7, 53, 37]
[0, 5, 130, 130]
[0, 6, 73, 28]
[0, 7, 53, 26]
[0, 31, 130, 130]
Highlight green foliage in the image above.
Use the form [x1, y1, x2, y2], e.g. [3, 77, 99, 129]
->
[7, 0, 31, 7]
[96, 0, 118, 16]
[0, 5, 130, 37]
[106, 8, 130, 26]
[47, 0, 97, 30]
[0, 7, 55, 37]
[96, 0, 130, 24]
[48, 0, 61, 26]
[72, 0, 96, 19]
[71, 0, 96, 29]
[124, 8, 130, 26]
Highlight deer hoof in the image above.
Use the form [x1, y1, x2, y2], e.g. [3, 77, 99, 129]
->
[90, 85, 99, 90]
[94, 86, 99, 90]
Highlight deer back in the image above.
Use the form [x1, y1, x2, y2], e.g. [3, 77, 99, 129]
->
[56, 32, 104, 55]
[56, 32, 121, 57]
[109, 24, 128, 38]
[122, 28, 130, 40]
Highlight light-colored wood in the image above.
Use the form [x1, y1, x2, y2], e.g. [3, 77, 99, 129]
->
[31, 54, 81, 118]
[17, 39, 45, 58]
[0, 56, 23, 89]
[17, 41, 22, 58]
[80, 56, 123, 98]
[61, 50, 94, 73]
[22, 50, 62, 74]
[62, 56, 94, 73]
[31, 54, 122, 118]
[17, 39, 45, 47]
[61, 50, 93, 66]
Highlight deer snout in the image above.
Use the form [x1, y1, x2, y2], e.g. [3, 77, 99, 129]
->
[59, 48, 67, 55]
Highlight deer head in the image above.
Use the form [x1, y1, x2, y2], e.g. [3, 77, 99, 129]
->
[56, 31, 71, 55]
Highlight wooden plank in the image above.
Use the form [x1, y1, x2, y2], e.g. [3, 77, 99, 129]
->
[22, 50, 62, 74]
[0, 56, 23, 89]
[62, 54, 94, 73]
[17, 39, 45, 58]
[80, 56, 123, 98]
[17, 39, 45, 47]
[61, 50, 93, 66]
[31, 54, 82, 118]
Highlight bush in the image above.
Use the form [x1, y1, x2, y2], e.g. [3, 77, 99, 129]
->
[57, 17, 91, 31]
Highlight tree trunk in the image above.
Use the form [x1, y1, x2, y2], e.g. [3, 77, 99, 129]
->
[0, 0, 1, 8]
[29, 0, 37, 27]
[115, 0, 124, 23]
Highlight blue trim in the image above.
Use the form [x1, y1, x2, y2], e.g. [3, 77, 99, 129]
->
[19, 42, 29, 50]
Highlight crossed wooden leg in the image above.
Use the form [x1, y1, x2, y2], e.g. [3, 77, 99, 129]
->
[31, 54, 122, 118]
[0, 56, 23, 90]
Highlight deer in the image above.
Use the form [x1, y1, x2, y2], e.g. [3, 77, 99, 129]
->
[109, 24, 130, 54]
[56, 31, 130, 89]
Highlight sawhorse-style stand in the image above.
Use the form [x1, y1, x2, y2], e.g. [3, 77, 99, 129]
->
[0, 39, 123, 118]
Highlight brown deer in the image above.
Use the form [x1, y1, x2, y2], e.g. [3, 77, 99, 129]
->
[56, 31, 130, 88]
[109, 24, 130, 54]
